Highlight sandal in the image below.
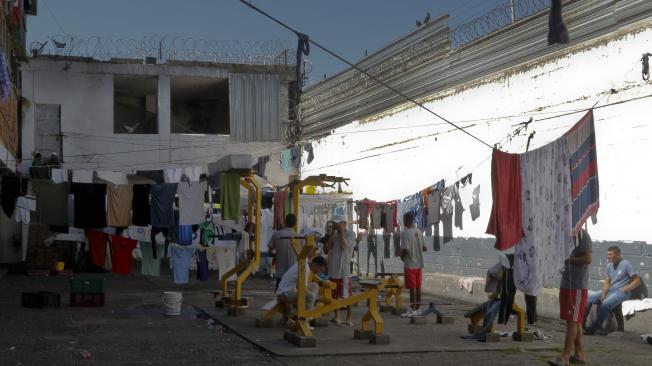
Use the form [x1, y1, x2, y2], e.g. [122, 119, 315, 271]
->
[548, 357, 567, 366]
[569, 356, 586, 365]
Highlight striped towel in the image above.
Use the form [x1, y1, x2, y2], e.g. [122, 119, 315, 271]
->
[564, 110, 599, 236]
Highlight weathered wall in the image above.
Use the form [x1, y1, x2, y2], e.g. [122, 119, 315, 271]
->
[20, 58, 294, 175]
[304, 23, 652, 244]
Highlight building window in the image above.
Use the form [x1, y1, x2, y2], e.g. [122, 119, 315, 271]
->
[171, 76, 229, 134]
[113, 75, 158, 134]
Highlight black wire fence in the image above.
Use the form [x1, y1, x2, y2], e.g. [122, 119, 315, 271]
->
[29, 34, 295, 65]
[451, 0, 549, 47]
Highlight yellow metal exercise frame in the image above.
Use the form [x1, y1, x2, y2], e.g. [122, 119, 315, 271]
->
[213, 171, 262, 314]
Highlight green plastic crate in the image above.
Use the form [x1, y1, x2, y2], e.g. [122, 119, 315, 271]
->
[69, 278, 104, 294]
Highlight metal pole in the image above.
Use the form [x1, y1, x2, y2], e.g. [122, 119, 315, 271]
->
[510, 0, 516, 23]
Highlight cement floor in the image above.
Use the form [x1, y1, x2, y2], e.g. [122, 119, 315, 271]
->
[0, 269, 650, 365]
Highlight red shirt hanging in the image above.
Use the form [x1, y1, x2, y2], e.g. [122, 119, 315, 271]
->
[110, 235, 138, 274]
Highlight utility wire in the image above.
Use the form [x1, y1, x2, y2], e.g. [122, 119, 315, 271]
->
[42, 0, 68, 35]
[239, 0, 494, 149]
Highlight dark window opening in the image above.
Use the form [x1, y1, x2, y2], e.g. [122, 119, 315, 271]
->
[113, 76, 158, 134]
[171, 77, 229, 135]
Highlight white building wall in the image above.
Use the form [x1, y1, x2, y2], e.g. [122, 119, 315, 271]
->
[304, 27, 652, 243]
[21, 59, 293, 184]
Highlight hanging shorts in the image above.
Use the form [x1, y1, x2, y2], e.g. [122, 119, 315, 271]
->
[559, 288, 588, 323]
[330, 277, 353, 299]
[404, 268, 423, 289]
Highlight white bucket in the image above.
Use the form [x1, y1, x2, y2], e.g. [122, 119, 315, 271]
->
[163, 291, 183, 316]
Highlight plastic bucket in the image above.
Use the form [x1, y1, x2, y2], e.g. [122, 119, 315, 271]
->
[54, 262, 65, 271]
[162, 291, 183, 316]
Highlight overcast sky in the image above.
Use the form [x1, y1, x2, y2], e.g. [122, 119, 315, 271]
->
[27, 0, 508, 84]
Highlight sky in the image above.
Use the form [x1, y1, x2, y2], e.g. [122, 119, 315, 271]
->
[27, 0, 508, 85]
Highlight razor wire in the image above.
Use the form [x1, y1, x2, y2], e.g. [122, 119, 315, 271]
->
[29, 34, 296, 65]
[451, 0, 549, 48]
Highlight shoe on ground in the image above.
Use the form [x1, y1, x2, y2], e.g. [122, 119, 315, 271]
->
[595, 329, 610, 336]
[400, 309, 415, 318]
[583, 327, 597, 336]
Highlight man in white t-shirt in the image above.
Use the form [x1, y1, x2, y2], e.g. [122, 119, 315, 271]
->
[268, 214, 298, 290]
[326, 214, 356, 326]
[276, 256, 328, 322]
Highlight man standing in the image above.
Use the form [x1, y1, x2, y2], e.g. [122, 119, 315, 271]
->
[400, 211, 427, 317]
[583, 245, 640, 335]
[549, 228, 592, 366]
[326, 214, 356, 326]
[268, 214, 298, 290]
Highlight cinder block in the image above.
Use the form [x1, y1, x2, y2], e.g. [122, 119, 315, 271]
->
[512, 332, 534, 342]
[284, 330, 317, 347]
[437, 315, 454, 324]
[255, 318, 275, 328]
[311, 318, 329, 328]
[484, 332, 501, 343]
[227, 307, 245, 317]
[354, 329, 372, 340]
[370, 333, 391, 345]
[410, 316, 428, 324]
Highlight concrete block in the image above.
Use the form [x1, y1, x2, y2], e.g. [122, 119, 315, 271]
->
[284, 330, 317, 347]
[370, 333, 391, 345]
[436, 315, 455, 324]
[227, 307, 245, 317]
[311, 318, 329, 328]
[410, 316, 428, 324]
[484, 332, 501, 343]
[255, 318, 275, 328]
[354, 329, 372, 340]
[512, 332, 534, 342]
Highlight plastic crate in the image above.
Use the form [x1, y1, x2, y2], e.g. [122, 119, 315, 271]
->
[70, 293, 105, 307]
[69, 278, 104, 294]
[21, 292, 61, 308]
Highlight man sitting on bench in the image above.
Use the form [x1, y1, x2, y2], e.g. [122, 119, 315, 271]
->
[276, 255, 328, 325]
[584, 245, 641, 335]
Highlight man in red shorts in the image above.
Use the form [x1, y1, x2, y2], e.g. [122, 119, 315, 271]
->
[549, 229, 592, 366]
[326, 214, 356, 326]
[400, 211, 427, 317]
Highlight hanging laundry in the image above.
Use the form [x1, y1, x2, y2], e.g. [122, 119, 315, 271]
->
[486, 149, 523, 251]
[110, 235, 138, 274]
[0, 48, 10, 102]
[1, 176, 22, 218]
[469, 185, 481, 221]
[393, 230, 401, 257]
[164, 168, 183, 183]
[383, 232, 391, 259]
[440, 186, 454, 243]
[127, 225, 151, 242]
[384, 201, 396, 232]
[564, 110, 599, 236]
[255, 155, 270, 178]
[219, 172, 241, 221]
[140, 243, 162, 276]
[150, 227, 169, 259]
[72, 183, 107, 229]
[432, 222, 441, 251]
[514, 138, 573, 296]
[95, 171, 127, 185]
[290, 146, 302, 168]
[178, 225, 194, 246]
[178, 181, 207, 225]
[426, 189, 441, 226]
[136, 170, 165, 184]
[107, 184, 133, 227]
[72, 170, 94, 183]
[371, 203, 382, 229]
[132, 184, 151, 226]
[453, 184, 465, 230]
[280, 149, 292, 173]
[304, 142, 315, 164]
[460, 173, 472, 187]
[86, 230, 110, 268]
[32, 180, 69, 226]
[548, 0, 569, 45]
[356, 200, 371, 229]
[150, 183, 178, 228]
[273, 191, 288, 229]
[51, 169, 68, 184]
[15, 196, 36, 224]
[196, 249, 209, 281]
[183, 166, 203, 182]
[170, 245, 195, 284]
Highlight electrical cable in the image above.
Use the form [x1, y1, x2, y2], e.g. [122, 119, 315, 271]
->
[239, 0, 494, 149]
